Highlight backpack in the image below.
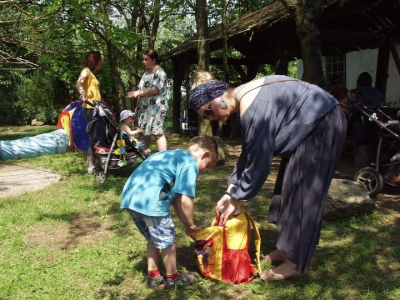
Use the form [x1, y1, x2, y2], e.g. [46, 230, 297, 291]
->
[188, 206, 261, 283]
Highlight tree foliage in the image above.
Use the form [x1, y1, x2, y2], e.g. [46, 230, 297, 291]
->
[0, 0, 319, 126]
[0, 0, 191, 124]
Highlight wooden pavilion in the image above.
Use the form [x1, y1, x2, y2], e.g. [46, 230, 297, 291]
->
[162, 0, 400, 133]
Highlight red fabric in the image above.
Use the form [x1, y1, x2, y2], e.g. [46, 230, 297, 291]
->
[147, 269, 160, 278]
[94, 145, 110, 154]
[221, 225, 255, 283]
[222, 249, 255, 283]
[166, 271, 179, 280]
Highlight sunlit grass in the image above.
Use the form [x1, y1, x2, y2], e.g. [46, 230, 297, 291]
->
[0, 127, 399, 299]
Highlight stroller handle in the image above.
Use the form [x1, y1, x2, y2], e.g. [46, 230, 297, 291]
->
[83, 98, 101, 107]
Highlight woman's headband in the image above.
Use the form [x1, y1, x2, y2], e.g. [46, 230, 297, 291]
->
[188, 81, 229, 111]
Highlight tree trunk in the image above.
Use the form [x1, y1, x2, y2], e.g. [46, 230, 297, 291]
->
[147, 0, 161, 49]
[221, 0, 229, 82]
[195, 0, 210, 72]
[280, 0, 325, 87]
[99, 0, 126, 111]
[106, 42, 126, 111]
[195, 0, 212, 136]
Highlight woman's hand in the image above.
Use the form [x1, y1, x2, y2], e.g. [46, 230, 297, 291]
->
[127, 90, 140, 99]
[216, 195, 240, 225]
[79, 93, 86, 102]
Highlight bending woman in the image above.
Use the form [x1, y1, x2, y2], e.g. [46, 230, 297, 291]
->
[187, 73, 346, 281]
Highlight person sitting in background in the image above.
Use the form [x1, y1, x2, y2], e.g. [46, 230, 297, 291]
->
[348, 72, 383, 146]
[330, 75, 348, 104]
[351, 72, 383, 109]
[330, 75, 352, 121]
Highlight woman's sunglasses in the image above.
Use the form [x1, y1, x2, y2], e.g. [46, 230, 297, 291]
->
[203, 102, 214, 117]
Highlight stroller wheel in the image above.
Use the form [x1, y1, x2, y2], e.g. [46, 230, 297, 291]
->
[353, 167, 383, 197]
[94, 171, 106, 183]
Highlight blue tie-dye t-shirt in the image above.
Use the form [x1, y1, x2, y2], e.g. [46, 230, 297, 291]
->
[121, 149, 199, 216]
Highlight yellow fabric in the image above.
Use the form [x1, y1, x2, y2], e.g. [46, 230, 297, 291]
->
[189, 225, 224, 280]
[60, 115, 72, 147]
[81, 68, 101, 109]
[244, 212, 261, 273]
[117, 140, 126, 147]
[223, 210, 249, 249]
[188, 205, 261, 280]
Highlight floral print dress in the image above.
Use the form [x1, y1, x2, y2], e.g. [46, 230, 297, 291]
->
[137, 67, 168, 136]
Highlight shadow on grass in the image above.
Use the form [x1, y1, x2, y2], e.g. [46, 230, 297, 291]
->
[311, 215, 400, 298]
[38, 133, 399, 299]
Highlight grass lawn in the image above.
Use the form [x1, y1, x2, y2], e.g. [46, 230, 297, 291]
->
[0, 125, 399, 299]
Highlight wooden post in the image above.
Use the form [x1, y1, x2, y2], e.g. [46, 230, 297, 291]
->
[172, 58, 185, 133]
[375, 40, 390, 101]
[389, 39, 400, 76]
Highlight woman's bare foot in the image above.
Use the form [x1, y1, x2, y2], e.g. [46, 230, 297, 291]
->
[260, 259, 303, 281]
[261, 249, 287, 265]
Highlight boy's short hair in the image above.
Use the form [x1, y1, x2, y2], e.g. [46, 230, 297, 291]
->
[187, 136, 218, 155]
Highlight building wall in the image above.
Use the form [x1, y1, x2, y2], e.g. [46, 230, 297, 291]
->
[298, 45, 400, 107]
[387, 45, 400, 106]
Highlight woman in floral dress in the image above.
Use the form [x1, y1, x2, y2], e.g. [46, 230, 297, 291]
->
[127, 49, 168, 155]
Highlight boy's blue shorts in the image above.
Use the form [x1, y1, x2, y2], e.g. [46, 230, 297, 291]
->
[127, 209, 175, 249]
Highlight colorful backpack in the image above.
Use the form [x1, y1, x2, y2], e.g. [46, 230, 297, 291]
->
[188, 206, 261, 283]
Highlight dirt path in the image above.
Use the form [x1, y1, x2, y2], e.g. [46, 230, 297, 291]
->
[0, 164, 60, 198]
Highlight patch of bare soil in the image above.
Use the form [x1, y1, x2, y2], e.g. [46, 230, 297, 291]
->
[27, 213, 113, 253]
[0, 130, 27, 135]
[0, 164, 60, 198]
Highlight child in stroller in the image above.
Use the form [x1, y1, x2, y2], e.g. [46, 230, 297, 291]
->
[119, 110, 145, 150]
[87, 100, 146, 182]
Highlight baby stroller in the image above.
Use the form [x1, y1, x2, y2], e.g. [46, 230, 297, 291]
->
[352, 101, 400, 197]
[85, 100, 146, 183]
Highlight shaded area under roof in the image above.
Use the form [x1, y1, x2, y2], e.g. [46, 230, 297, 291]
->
[163, 0, 400, 64]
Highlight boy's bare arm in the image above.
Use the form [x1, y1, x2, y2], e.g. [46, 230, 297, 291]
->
[173, 195, 201, 234]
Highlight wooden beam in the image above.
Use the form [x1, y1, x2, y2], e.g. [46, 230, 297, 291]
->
[389, 39, 400, 76]
[275, 57, 289, 75]
[320, 29, 384, 43]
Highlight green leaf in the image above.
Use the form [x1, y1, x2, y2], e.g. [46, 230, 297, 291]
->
[252, 284, 264, 294]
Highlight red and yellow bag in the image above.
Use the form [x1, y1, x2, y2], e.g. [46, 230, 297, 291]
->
[188, 206, 261, 283]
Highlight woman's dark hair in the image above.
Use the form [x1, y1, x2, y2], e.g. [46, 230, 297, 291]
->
[82, 51, 102, 72]
[144, 49, 160, 64]
[357, 72, 373, 87]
